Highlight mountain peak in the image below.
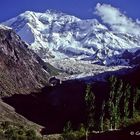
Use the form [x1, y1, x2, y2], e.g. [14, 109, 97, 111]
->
[2, 10, 140, 67]
[45, 9, 65, 15]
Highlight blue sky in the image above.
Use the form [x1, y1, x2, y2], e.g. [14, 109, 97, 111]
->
[0, 0, 140, 22]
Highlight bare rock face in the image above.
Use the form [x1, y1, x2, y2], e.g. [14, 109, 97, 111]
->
[0, 25, 53, 97]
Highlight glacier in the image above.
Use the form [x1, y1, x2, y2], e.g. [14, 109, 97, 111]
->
[2, 10, 140, 79]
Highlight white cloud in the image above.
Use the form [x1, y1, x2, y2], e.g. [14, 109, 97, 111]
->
[94, 3, 140, 36]
[136, 19, 140, 24]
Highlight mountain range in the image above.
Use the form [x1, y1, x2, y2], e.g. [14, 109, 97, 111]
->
[2, 10, 140, 70]
[1, 10, 140, 139]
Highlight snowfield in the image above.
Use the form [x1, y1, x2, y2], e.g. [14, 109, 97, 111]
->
[2, 10, 140, 79]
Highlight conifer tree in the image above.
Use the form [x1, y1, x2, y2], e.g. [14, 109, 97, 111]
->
[107, 76, 117, 129]
[124, 84, 131, 118]
[107, 76, 123, 129]
[135, 88, 140, 110]
[113, 79, 123, 129]
[85, 84, 95, 131]
[99, 100, 105, 131]
[129, 87, 136, 118]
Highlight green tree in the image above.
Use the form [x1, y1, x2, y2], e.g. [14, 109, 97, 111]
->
[85, 84, 95, 131]
[99, 100, 105, 131]
[107, 76, 123, 129]
[124, 84, 131, 119]
[26, 129, 37, 140]
[135, 88, 140, 110]
[107, 76, 117, 130]
[63, 121, 73, 134]
[1, 121, 10, 130]
[113, 80, 123, 129]
[129, 87, 136, 118]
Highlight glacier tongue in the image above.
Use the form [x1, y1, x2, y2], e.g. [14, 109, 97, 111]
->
[2, 10, 140, 67]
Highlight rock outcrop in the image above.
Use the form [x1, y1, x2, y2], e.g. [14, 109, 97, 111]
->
[0, 25, 56, 97]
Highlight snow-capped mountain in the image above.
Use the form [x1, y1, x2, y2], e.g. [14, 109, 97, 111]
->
[2, 10, 140, 67]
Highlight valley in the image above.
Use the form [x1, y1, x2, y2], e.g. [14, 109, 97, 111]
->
[0, 6, 140, 140]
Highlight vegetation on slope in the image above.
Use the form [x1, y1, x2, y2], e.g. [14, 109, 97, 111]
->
[0, 121, 43, 140]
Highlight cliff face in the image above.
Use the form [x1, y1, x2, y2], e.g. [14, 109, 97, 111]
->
[0, 25, 53, 97]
